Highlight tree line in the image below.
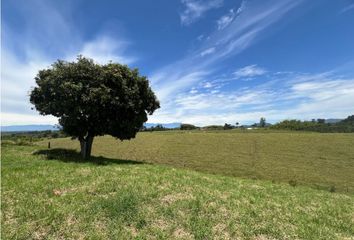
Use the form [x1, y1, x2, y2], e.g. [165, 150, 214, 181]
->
[148, 115, 354, 133]
[270, 115, 354, 133]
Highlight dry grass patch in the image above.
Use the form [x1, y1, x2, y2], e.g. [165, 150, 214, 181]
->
[212, 223, 231, 240]
[161, 193, 195, 205]
[173, 227, 193, 239]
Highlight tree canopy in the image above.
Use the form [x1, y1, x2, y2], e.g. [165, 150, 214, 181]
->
[30, 56, 160, 158]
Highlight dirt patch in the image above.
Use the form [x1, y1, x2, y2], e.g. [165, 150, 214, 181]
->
[160, 193, 194, 205]
[152, 219, 170, 230]
[33, 226, 50, 240]
[52, 186, 85, 196]
[173, 228, 193, 239]
[53, 189, 66, 196]
[218, 206, 230, 218]
[157, 183, 172, 190]
[253, 235, 276, 240]
[66, 214, 78, 226]
[125, 225, 138, 237]
[77, 167, 92, 176]
[212, 223, 231, 240]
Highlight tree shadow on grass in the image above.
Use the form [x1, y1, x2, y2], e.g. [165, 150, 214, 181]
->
[33, 148, 144, 166]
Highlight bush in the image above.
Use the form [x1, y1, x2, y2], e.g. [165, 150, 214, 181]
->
[288, 179, 297, 187]
[223, 123, 233, 130]
[329, 185, 336, 193]
[271, 115, 354, 133]
[202, 125, 224, 130]
[180, 124, 198, 130]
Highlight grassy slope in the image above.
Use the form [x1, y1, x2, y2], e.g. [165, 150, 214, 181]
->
[2, 145, 354, 239]
[40, 131, 354, 193]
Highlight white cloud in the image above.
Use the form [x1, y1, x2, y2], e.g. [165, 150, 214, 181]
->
[77, 36, 136, 65]
[216, 1, 246, 30]
[236, 0, 246, 14]
[148, 70, 354, 125]
[2, 36, 135, 126]
[203, 82, 214, 88]
[217, 9, 235, 30]
[152, 0, 303, 106]
[1, 113, 58, 126]
[189, 88, 198, 94]
[153, 71, 209, 104]
[200, 47, 216, 57]
[340, 3, 354, 14]
[1, 49, 53, 114]
[174, 89, 272, 111]
[180, 0, 223, 25]
[1, 2, 135, 126]
[197, 35, 204, 41]
[233, 64, 267, 79]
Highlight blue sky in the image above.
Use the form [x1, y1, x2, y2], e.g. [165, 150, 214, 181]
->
[2, 0, 354, 126]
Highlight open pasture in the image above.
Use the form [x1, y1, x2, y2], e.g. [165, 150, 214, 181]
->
[1, 144, 353, 239]
[40, 131, 354, 193]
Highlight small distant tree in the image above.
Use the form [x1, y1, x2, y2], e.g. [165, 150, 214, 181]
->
[317, 118, 325, 124]
[152, 124, 165, 131]
[235, 122, 239, 128]
[223, 123, 233, 130]
[30, 56, 160, 158]
[180, 123, 197, 130]
[259, 117, 266, 128]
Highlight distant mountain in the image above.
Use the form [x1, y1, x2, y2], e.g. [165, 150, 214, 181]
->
[144, 122, 181, 129]
[1, 123, 181, 132]
[1, 125, 58, 132]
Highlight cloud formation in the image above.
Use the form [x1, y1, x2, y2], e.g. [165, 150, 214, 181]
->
[1, 2, 135, 126]
[149, 70, 354, 126]
[216, 1, 246, 30]
[3, 0, 352, 127]
[233, 64, 267, 79]
[340, 3, 354, 14]
[152, 0, 303, 104]
[180, 0, 223, 25]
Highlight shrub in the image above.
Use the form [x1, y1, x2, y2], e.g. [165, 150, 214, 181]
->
[180, 123, 198, 130]
[288, 179, 297, 187]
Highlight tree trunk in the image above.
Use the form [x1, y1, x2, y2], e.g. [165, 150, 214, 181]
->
[79, 136, 94, 159]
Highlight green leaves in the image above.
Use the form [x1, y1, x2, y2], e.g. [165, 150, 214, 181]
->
[30, 56, 160, 141]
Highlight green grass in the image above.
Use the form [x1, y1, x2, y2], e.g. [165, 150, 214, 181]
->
[39, 131, 354, 193]
[2, 144, 354, 239]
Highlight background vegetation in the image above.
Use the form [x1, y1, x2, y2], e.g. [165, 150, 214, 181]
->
[1, 130, 67, 145]
[271, 115, 354, 132]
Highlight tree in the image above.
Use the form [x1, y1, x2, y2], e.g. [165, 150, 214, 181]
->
[180, 123, 198, 130]
[30, 56, 160, 158]
[259, 117, 266, 128]
[151, 124, 165, 131]
[317, 118, 325, 124]
[223, 123, 233, 130]
[341, 115, 354, 124]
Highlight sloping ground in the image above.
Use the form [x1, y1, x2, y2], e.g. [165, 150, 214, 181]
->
[2, 145, 353, 239]
[40, 131, 354, 193]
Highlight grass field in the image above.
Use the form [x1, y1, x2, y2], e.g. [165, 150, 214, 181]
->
[39, 131, 354, 193]
[2, 144, 354, 239]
